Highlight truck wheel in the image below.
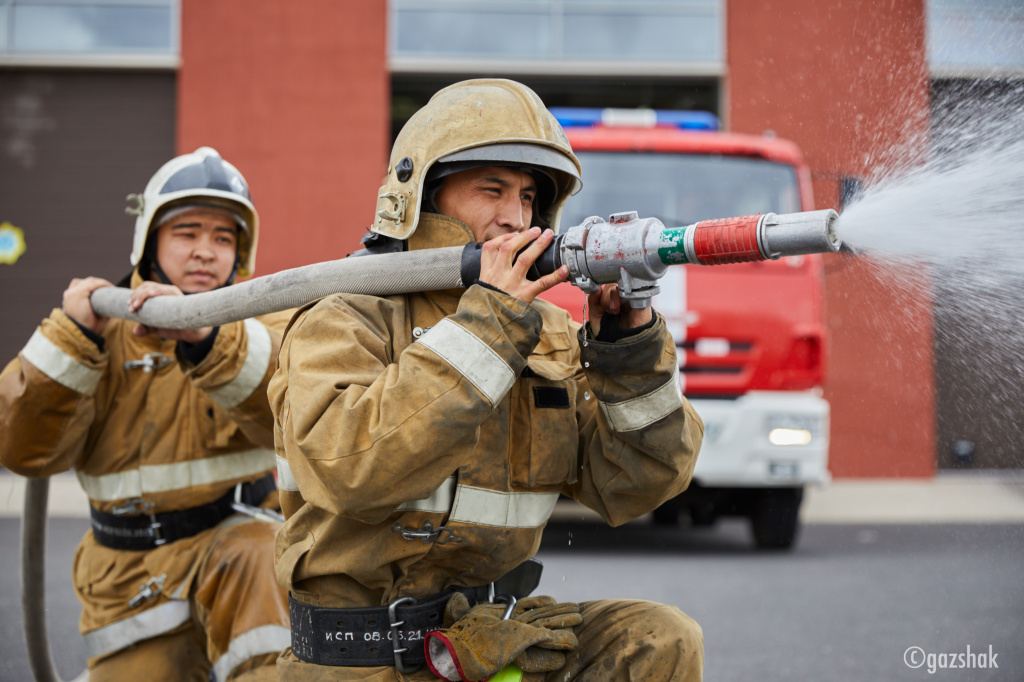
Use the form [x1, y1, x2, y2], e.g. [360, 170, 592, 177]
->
[651, 502, 680, 526]
[689, 501, 717, 527]
[750, 487, 803, 550]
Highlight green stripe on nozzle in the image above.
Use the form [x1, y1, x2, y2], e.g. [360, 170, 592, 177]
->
[657, 225, 694, 266]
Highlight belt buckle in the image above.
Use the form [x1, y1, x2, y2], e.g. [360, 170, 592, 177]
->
[148, 512, 166, 546]
[231, 482, 285, 523]
[111, 497, 154, 516]
[388, 596, 416, 673]
[488, 584, 517, 620]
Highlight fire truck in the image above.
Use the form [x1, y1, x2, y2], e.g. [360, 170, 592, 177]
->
[541, 107, 831, 549]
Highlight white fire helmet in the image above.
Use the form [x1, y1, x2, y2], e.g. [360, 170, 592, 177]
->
[127, 147, 259, 277]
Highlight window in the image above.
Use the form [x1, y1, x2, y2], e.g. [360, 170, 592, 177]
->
[390, 0, 723, 76]
[1, 0, 177, 64]
[563, 152, 800, 228]
[928, 0, 1024, 76]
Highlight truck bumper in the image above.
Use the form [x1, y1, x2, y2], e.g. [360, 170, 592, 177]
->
[688, 390, 830, 487]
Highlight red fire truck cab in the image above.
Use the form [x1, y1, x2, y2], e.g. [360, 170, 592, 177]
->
[541, 108, 831, 549]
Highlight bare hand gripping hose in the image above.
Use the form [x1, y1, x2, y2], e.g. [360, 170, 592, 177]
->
[22, 209, 840, 681]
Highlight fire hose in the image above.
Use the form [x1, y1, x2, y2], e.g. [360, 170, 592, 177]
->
[82, 208, 840, 328]
[21, 209, 840, 681]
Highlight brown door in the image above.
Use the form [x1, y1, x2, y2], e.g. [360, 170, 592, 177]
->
[0, 69, 174, 365]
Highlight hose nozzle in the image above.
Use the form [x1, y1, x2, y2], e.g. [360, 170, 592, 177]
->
[757, 209, 842, 260]
[544, 208, 843, 309]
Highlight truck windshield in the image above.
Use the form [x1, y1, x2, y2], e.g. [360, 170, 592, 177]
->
[562, 152, 801, 228]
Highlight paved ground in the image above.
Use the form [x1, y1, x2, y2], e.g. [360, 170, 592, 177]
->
[5, 469, 1024, 523]
[534, 520, 1024, 682]
[799, 471, 1024, 524]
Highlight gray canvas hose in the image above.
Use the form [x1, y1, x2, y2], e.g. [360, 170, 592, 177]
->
[90, 246, 467, 329]
[22, 478, 71, 682]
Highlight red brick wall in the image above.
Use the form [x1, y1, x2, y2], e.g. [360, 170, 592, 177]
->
[178, 0, 389, 275]
[727, 0, 935, 476]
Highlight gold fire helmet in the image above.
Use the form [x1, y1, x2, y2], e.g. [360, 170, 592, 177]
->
[371, 79, 582, 241]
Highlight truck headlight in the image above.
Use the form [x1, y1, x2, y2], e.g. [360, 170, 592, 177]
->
[766, 415, 821, 446]
[768, 428, 813, 446]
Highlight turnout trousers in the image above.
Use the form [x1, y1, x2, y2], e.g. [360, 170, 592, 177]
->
[82, 518, 290, 682]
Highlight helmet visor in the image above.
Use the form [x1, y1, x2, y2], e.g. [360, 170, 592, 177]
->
[437, 143, 581, 194]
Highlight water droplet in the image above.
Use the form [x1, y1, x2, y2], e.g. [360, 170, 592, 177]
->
[584, 361, 590, 368]
[584, 392, 590, 400]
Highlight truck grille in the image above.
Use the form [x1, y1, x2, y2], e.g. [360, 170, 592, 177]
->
[680, 339, 756, 394]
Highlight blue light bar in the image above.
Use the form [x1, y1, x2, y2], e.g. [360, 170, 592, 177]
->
[548, 107, 605, 127]
[656, 110, 720, 131]
[549, 107, 719, 131]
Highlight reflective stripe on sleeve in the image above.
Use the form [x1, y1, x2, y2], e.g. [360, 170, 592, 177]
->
[83, 599, 191, 659]
[276, 454, 299, 492]
[416, 319, 515, 406]
[20, 330, 102, 395]
[449, 485, 559, 529]
[207, 319, 272, 409]
[393, 478, 556, 529]
[598, 366, 684, 433]
[397, 476, 457, 513]
[212, 624, 291, 682]
[77, 448, 276, 501]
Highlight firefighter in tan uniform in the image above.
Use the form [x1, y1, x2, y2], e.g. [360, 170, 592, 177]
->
[270, 80, 705, 681]
[0, 148, 290, 681]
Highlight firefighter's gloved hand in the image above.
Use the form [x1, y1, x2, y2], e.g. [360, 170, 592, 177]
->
[505, 596, 584, 673]
[424, 593, 582, 681]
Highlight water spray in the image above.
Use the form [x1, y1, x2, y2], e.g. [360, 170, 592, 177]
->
[89, 209, 841, 327]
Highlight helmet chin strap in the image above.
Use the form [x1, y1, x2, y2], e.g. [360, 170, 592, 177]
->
[147, 256, 174, 286]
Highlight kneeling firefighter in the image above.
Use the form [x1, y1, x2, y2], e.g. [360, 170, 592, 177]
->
[1, 148, 292, 681]
[270, 79, 706, 681]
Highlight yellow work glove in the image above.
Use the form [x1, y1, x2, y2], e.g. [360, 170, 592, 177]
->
[424, 593, 583, 682]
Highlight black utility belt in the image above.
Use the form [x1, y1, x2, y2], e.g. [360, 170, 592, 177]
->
[89, 473, 276, 550]
[289, 558, 543, 672]
[289, 586, 478, 671]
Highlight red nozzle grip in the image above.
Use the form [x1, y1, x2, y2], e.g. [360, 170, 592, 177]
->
[693, 215, 764, 265]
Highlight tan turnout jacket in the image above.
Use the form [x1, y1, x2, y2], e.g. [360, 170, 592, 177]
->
[271, 214, 704, 611]
[0, 271, 289, 660]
